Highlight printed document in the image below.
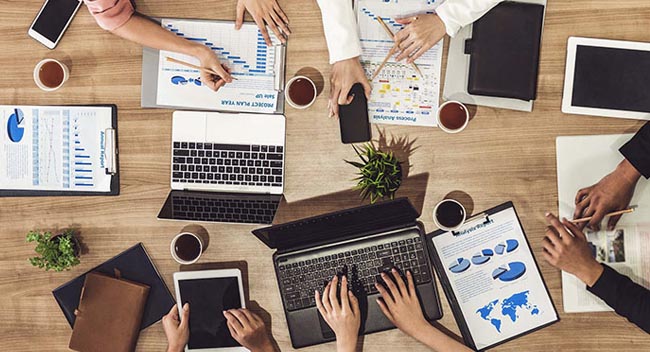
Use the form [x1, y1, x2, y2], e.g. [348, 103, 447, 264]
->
[356, 0, 443, 127]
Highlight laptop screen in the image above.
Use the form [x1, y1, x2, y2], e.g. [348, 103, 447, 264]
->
[252, 198, 420, 250]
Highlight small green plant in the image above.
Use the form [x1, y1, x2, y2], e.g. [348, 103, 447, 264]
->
[26, 229, 80, 272]
[346, 143, 402, 204]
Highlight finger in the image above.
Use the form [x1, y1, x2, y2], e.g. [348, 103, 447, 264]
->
[574, 196, 591, 220]
[587, 210, 606, 231]
[273, 4, 290, 29]
[226, 319, 241, 338]
[235, 2, 245, 30]
[315, 290, 327, 316]
[213, 78, 227, 92]
[348, 291, 360, 316]
[376, 298, 395, 322]
[322, 281, 333, 312]
[607, 214, 622, 231]
[361, 79, 372, 100]
[167, 304, 179, 320]
[340, 276, 350, 311]
[253, 17, 272, 47]
[330, 84, 342, 117]
[338, 85, 353, 106]
[546, 213, 570, 239]
[407, 42, 434, 63]
[375, 281, 395, 306]
[542, 249, 556, 266]
[211, 64, 233, 83]
[264, 15, 285, 44]
[381, 272, 401, 299]
[224, 310, 244, 329]
[396, 40, 417, 61]
[406, 270, 416, 298]
[575, 187, 591, 205]
[544, 226, 562, 246]
[392, 268, 407, 296]
[269, 11, 289, 40]
[542, 236, 557, 256]
[394, 30, 409, 47]
[179, 303, 190, 328]
[563, 217, 587, 241]
[227, 308, 251, 326]
[394, 17, 413, 25]
[329, 276, 340, 309]
[238, 309, 257, 326]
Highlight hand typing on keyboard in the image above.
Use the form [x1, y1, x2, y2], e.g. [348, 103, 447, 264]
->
[315, 275, 360, 352]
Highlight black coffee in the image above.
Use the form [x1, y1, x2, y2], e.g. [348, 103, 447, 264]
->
[436, 201, 465, 228]
[174, 234, 201, 262]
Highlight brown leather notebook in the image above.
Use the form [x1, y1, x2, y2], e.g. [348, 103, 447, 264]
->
[69, 272, 150, 352]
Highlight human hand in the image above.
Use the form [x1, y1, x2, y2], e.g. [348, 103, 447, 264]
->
[329, 57, 371, 118]
[236, 0, 290, 46]
[163, 303, 190, 352]
[315, 275, 361, 352]
[223, 309, 274, 352]
[375, 269, 429, 340]
[193, 46, 234, 91]
[574, 159, 640, 230]
[543, 213, 604, 287]
[394, 14, 446, 63]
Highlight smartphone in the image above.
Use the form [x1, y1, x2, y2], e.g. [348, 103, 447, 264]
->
[339, 83, 371, 144]
[28, 0, 82, 49]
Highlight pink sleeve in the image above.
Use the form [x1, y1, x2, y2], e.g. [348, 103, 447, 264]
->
[83, 0, 135, 31]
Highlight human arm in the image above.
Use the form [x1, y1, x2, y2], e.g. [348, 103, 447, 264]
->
[162, 303, 190, 352]
[375, 269, 471, 352]
[543, 213, 650, 333]
[223, 309, 276, 352]
[573, 123, 650, 230]
[315, 275, 361, 352]
[235, 0, 290, 46]
[394, 0, 502, 62]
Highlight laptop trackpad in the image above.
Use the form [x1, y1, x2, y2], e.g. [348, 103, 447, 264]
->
[317, 312, 335, 339]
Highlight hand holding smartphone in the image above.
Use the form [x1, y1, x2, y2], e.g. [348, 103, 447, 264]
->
[339, 83, 371, 144]
[29, 0, 82, 49]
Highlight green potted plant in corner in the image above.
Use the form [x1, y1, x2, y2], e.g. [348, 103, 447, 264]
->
[346, 143, 403, 204]
[26, 229, 80, 272]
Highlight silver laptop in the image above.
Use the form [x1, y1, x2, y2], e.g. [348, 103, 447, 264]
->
[157, 111, 285, 224]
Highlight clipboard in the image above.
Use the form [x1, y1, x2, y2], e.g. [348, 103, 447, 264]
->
[141, 18, 286, 114]
[0, 104, 119, 196]
[425, 202, 558, 351]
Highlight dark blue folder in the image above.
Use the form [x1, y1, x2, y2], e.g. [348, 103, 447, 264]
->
[52, 243, 174, 329]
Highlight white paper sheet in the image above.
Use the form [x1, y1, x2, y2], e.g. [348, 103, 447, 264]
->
[356, 0, 443, 127]
[0, 106, 113, 192]
[156, 19, 281, 113]
[431, 207, 557, 350]
[556, 134, 650, 312]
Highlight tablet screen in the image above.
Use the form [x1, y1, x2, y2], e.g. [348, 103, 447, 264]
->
[178, 277, 242, 349]
[572, 45, 650, 113]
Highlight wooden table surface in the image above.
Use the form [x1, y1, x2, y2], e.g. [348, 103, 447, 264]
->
[1, 0, 649, 350]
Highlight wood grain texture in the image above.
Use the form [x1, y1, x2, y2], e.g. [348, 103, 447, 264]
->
[1, 0, 649, 350]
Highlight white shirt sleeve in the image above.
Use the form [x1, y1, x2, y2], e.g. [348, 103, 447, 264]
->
[436, 0, 504, 37]
[316, 0, 362, 64]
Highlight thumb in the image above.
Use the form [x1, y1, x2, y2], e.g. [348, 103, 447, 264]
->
[180, 303, 190, 327]
[362, 80, 372, 100]
[607, 215, 622, 231]
[212, 64, 233, 83]
[563, 218, 587, 241]
[235, 2, 245, 29]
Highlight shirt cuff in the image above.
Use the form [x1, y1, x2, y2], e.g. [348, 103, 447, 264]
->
[587, 264, 618, 299]
[436, 4, 462, 37]
[620, 123, 650, 179]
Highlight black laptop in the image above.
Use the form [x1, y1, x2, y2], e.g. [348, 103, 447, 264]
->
[252, 198, 443, 348]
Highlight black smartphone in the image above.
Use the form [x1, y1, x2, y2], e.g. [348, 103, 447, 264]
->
[339, 83, 371, 144]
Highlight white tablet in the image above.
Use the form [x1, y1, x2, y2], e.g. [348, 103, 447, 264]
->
[173, 269, 247, 352]
[562, 36, 650, 120]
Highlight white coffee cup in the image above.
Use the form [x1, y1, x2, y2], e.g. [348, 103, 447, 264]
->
[284, 75, 317, 109]
[436, 101, 470, 134]
[33, 58, 69, 92]
[433, 199, 467, 232]
[170, 232, 204, 265]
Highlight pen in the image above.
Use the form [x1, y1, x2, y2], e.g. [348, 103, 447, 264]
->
[570, 208, 635, 224]
[165, 57, 238, 80]
[375, 17, 424, 78]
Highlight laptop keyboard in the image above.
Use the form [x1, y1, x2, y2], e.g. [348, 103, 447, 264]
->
[171, 194, 277, 224]
[171, 142, 284, 187]
[277, 235, 431, 311]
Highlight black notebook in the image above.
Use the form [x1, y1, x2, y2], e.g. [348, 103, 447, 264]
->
[465, 2, 545, 101]
[52, 243, 174, 330]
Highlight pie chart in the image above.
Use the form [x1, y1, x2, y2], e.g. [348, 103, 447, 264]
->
[492, 261, 526, 282]
[506, 239, 519, 252]
[495, 243, 506, 255]
[449, 258, 471, 274]
[7, 108, 24, 143]
[471, 249, 494, 265]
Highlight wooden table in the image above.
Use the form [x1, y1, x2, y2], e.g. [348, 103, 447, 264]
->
[1, 0, 649, 350]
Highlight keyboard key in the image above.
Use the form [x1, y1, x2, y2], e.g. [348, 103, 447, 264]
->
[173, 157, 186, 164]
[252, 145, 260, 151]
[174, 142, 180, 148]
[173, 149, 189, 156]
[189, 142, 196, 149]
[173, 172, 183, 178]
[267, 153, 283, 160]
[213, 144, 250, 151]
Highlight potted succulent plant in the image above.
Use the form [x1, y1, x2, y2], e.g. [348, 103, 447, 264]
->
[26, 229, 80, 272]
[346, 143, 403, 204]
